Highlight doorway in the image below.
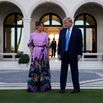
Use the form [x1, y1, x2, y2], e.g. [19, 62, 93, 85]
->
[74, 13, 97, 57]
[3, 13, 23, 58]
[40, 13, 63, 58]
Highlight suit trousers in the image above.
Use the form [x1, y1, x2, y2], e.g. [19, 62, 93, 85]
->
[60, 52, 80, 91]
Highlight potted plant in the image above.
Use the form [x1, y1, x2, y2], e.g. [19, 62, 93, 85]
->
[18, 54, 30, 65]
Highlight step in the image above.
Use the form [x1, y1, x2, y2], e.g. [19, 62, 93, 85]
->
[0, 60, 103, 70]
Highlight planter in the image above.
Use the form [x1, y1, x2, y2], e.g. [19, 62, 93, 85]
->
[18, 54, 30, 64]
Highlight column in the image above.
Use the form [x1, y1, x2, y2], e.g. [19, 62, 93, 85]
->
[22, 18, 31, 54]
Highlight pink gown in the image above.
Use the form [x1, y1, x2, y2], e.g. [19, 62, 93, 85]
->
[27, 31, 51, 92]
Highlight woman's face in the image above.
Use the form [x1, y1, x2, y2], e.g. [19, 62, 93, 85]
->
[37, 23, 44, 31]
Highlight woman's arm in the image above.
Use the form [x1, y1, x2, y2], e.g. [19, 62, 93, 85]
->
[28, 34, 34, 54]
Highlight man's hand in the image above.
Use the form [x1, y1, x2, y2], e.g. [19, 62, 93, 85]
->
[78, 55, 81, 60]
[58, 55, 62, 60]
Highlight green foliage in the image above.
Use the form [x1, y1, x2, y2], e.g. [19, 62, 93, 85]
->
[0, 90, 103, 103]
[18, 54, 30, 64]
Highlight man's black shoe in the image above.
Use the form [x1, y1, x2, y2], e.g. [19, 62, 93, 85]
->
[71, 90, 80, 94]
[59, 90, 65, 94]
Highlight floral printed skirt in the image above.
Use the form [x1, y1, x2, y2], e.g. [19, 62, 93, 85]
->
[27, 57, 51, 92]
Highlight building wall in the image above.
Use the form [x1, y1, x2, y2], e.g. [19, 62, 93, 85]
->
[0, 0, 103, 54]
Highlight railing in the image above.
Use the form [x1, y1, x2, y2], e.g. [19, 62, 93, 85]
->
[82, 53, 103, 61]
[0, 52, 103, 61]
[0, 53, 17, 61]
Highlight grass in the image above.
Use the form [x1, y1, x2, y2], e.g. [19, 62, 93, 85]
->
[0, 89, 103, 103]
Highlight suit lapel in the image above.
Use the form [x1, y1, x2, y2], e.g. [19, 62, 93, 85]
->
[70, 27, 74, 40]
[68, 27, 75, 46]
[63, 28, 67, 40]
[62, 28, 67, 48]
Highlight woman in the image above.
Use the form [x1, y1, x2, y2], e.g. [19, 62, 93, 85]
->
[27, 21, 51, 92]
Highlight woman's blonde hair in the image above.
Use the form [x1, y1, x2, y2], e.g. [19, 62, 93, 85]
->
[63, 17, 73, 22]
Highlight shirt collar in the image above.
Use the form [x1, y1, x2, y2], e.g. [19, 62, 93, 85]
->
[69, 26, 73, 31]
[66, 26, 73, 33]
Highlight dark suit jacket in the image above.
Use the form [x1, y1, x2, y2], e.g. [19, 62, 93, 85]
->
[58, 26, 83, 61]
[51, 41, 56, 49]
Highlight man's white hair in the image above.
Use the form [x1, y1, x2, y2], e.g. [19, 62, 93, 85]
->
[63, 17, 74, 22]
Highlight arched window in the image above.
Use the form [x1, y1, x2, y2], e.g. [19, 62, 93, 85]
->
[4, 13, 23, 53]
[75, 13, 97, 53]
[40, 13, 62, 26]
[40, 13, 62, 57]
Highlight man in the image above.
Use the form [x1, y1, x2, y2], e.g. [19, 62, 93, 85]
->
[51, 38, 57, 58]
[58, 17, 83, 93]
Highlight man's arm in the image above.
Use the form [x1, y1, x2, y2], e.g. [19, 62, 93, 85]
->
[58, 30, 62, 60]
[77, 29, 83, 60]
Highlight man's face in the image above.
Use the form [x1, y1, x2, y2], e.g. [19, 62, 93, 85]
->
[64, 19, 72, 28]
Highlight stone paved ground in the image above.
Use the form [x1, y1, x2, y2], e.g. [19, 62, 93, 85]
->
[0, 58, 103, 89]
[0, 69, 103, 89]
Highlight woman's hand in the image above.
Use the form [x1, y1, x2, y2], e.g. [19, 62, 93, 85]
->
[30, 47, 33, 54]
